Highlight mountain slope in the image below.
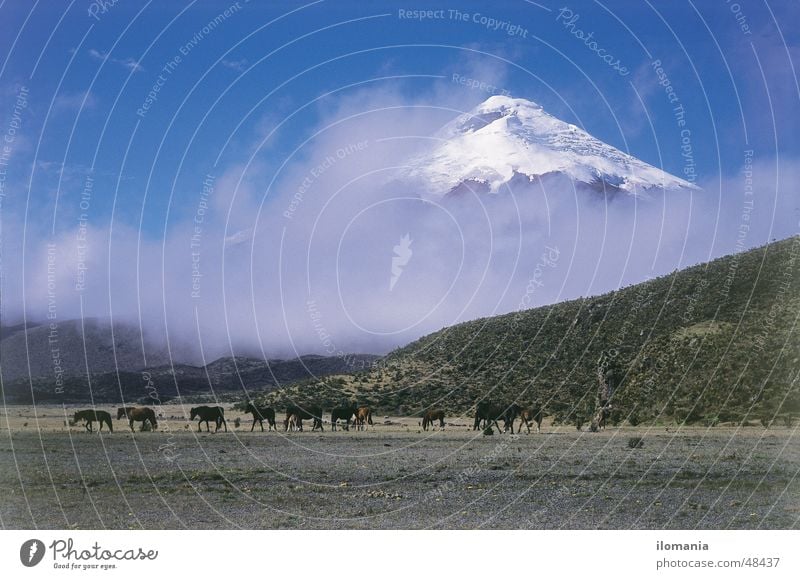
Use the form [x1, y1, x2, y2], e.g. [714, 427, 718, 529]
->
[0, 318, 170, 382]
[263, 237, 800, 427]
[405, 95, 697, 198]
[1, 353, 380, 404]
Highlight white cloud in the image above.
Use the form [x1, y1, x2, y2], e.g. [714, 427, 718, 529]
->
[88, 48, 144, 73]
[3, 73, 797, 365]
[221, 58, 248, 73]
[53, 90, 96, 113]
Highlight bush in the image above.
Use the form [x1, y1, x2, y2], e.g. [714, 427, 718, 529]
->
[627, 436, 644, 449]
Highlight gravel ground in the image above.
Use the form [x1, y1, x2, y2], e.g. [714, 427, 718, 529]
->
[1, 409, 798, 530]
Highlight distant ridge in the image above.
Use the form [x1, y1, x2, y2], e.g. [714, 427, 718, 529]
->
[0, 317, 379, 404]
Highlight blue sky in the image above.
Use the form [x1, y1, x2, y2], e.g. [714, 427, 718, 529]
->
[1, 1, 797, 235]
[0, 0, 798, 357]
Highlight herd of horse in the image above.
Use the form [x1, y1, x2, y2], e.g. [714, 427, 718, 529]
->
[240, 403, 374, 433]
[70, 407, 159, 433]
[69, 401, 553, 435]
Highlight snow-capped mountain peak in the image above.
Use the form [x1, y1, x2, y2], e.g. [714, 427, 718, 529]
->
[405, 95, 698, 197]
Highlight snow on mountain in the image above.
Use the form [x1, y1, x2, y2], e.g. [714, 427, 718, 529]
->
[405, 95, 698, 198]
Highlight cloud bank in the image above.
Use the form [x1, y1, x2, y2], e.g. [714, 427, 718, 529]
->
[2, 82, 797, 366]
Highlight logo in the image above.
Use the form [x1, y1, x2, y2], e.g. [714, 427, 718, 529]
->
[390, 234, 413, 291]
[20, 539, 45, 567]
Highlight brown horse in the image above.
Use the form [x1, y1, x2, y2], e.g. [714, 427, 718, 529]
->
[591, 404, 612, 432]
[117, 407, 158, 432]
[190, 406, 227, 432]
[515, 404, 544, 434]
[353, 406, 373, 431]
[421, 409, 445, 431]
[72, 410, 113, 433]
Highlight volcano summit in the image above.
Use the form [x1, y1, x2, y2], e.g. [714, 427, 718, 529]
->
[405, 95, 698, 198]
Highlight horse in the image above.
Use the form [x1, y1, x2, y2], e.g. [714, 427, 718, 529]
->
[189, 406, 227, 432]
[72, 410, 113, 433]
[284, 405, 323, 432]
[473, 401, 510, 434]
[331, 405, 356, 431]
[514, 404, 544, 434]
[116, 406, 158, 432]
[501, 403, 529, 434]
[421, 409, 445, 431]
[243, 403, 276, 432]
[284, 413, 301, 432]
[591, 404, 612, 432]
[353, 406, 373, 431]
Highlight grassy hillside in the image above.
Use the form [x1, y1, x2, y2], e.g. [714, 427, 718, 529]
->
[262, 236, 800, 427]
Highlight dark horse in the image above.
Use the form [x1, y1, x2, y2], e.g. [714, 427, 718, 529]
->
[190, 406, 227, 432]
[284, 405, 323, 432]
[243, 403, 276, 432]
[117, 406, 158, 431]
[72, 410, 113, 433]
[473, 401, 512, 434]
[330, 405, 356, 431]
[421, 409, 445, 431]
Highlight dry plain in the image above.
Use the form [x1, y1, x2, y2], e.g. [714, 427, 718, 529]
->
[1, 404, 797, 529]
